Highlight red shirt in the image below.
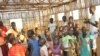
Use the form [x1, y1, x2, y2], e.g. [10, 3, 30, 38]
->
[0, 31, 6, 43]
[8, 44, 26, 56]
[0, 26, 7, 32]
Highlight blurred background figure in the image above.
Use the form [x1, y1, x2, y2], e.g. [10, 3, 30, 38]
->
[8, 37, 26, 56]
[6, 22, 18, 38]
[27, 29, 40, 56]
[39, 38, 48, 56]
[50, 37, 62, 56]
[0, 21, 7, 32]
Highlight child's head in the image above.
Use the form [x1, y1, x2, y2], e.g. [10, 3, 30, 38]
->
[58, 31, 63, 38]
[53, 37, 59, 45]
[82, 27, 87, 33]
[39, 38, 46, 46]
[9, 37, 17, 45]
[81, 27, 87, 38]
[6, 33, 15, 42]
[50, 18, 53, 23]
[27, 29, 34, 38]
[63, 26, 68, 36]
[62, 16, 66, 22]
[69, 16, 73, 22]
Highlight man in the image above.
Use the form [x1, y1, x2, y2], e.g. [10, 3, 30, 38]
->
[62, 16, 67, 26]
[6, 22, 18, 38]
[89, 5, 98, 56]
[48, 18, 56, 39]
[48, 18, 56, 33]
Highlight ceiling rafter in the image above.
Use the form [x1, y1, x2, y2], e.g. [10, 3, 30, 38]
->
[0, 0, 77, 11]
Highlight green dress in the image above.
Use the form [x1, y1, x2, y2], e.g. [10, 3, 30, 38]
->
[62, 35, 76, 50]
[79, 32, 91, 56]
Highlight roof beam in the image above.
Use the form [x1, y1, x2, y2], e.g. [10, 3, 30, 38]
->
[0, 3, 59, 6]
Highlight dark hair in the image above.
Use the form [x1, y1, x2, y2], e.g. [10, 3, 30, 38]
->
[6, 33, 15, 42]
[9, 37, 16, 44]
[53, 37, 59, 45]
[62, 16, 67, 22]
[35, 27, 38, 31]
[27, 29, 34, 38]
[50, 18, 53, 23]
[0, 21, 3, 26]
[39, 38, 46, 46]
[11, 22, 15, 25]
[69, 16, 73, 20]
[81, 27, 87, 38]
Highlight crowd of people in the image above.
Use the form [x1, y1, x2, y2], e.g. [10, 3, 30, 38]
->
[0, 5, 99, 56]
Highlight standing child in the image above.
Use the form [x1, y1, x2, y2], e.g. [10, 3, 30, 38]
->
[79, 27, 91, 56]
[27, 29, 40, 56]
[50, 37, 62, 56]
[39, 38, 48, 56]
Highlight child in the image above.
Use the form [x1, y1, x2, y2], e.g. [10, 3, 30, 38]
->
[45, 31, 53, 56]
[62, 26, 76, 56]
[39, 38, 48, 56]
[8, 37, 26, 56]
[27, 29, 40, 56]
[50, 37, 62, 56]
[79, 27, 91, 56]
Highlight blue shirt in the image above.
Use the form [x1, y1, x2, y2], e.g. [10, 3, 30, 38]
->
[28, 38, 40, 56]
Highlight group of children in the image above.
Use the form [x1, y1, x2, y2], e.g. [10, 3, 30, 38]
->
[0, 5, 99, 56]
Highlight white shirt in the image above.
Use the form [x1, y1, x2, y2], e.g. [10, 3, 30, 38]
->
[63, 22, 67, 26]
[40, 45, 48, 56]
[48, 23, 56, 33]
[90, 14, 98, 33]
